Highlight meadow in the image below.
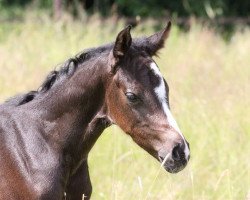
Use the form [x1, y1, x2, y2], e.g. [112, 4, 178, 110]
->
[0, 12, 249, 200]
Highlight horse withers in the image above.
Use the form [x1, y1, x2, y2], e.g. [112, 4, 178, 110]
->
[0, 22, 190, 199]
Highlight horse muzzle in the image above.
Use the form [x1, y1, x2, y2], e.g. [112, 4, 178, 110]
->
[158, 142, 190, 173]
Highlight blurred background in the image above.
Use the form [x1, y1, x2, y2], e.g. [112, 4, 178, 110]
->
[0, 0, 249, 199]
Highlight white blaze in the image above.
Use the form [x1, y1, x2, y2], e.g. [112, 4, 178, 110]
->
[150, 62, 190, 160]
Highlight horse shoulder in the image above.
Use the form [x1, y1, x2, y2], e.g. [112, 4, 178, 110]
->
[0, 107, 64, 198]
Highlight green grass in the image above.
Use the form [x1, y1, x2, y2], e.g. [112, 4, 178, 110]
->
[0, 12, 249, 200]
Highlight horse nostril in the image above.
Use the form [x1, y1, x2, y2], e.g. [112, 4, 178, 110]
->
[172, 144, 184, 161]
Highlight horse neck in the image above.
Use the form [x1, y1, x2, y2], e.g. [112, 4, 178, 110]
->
[28, 57, 112, 168]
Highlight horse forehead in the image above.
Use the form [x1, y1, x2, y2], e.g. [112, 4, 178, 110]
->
[122, 60, 161, 90]
[149, 62, 167, 101]
[149, 62, 163, 79]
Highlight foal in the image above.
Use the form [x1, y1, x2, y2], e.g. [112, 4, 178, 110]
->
[0, 22, 190, 199]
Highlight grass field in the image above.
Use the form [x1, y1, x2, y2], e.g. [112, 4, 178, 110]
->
[0, 12, 249, 200]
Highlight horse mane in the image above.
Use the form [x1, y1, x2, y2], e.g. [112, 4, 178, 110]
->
[4, 91, 38, 106]
[39, 51, 90, 93]
[5, 38, 147, 107]
[5, 44, 113, 107]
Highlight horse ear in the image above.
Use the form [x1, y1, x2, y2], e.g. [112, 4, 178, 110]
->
[113, 25, 132, 60]
[110, 25, 132, 73]
[138, 21, 171, 56]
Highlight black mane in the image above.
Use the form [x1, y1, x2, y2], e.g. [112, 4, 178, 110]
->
[4, 37, 152, 107]
[5, 43, 113, 106]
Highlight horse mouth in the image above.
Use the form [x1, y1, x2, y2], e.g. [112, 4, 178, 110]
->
[158, 155, 188, 174]
[164, 163, 187, 173]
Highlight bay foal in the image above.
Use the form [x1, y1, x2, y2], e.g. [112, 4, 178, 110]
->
[0, 22, 190, 199]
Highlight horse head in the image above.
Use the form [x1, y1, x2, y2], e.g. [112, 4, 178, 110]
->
[105, 22, 190, 173]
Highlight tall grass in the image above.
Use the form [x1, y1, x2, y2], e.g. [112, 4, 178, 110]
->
[0, 12, 249, 200]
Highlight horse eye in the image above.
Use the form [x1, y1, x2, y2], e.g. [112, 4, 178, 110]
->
[125, 92, 139, 103]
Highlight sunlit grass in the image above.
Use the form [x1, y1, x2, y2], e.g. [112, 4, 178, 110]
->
[0, 12, 249, 200]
